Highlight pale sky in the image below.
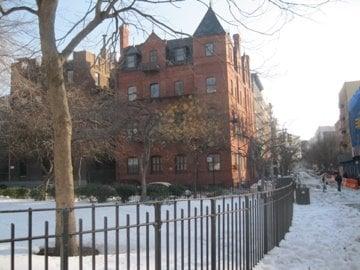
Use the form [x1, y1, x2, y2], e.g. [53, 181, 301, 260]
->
[9, 0, 360, 141]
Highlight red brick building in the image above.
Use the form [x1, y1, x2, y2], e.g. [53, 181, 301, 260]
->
[116, 7, 255, 187]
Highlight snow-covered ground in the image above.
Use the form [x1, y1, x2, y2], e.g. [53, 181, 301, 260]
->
[255, 171, 360, 270]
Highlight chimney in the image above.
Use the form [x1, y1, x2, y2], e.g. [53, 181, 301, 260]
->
[119, 24, 129, 54]
[233, 34, 241, 72]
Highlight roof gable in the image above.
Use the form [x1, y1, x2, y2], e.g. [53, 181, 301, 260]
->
[194, 7, 226, 37]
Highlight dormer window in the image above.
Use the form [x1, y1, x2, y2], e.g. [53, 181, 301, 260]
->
[174, 48, 186, 62]
[126, 55, 136, 68]
[150, 50, 157, 64]
[205, 43, 214, 56]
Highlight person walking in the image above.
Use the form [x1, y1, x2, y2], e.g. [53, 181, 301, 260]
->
[322, 173, 327, 192]
[335, 171, 343, 192]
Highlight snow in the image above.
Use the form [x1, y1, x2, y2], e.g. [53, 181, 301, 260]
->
[1, 171, 360, 269]
[255, 171, 360, 270]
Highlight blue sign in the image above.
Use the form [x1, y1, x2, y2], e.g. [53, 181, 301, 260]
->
[348, 87, 360, 154]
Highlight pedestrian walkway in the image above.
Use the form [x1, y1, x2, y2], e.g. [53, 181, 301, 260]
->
[255, 171, 360, 270]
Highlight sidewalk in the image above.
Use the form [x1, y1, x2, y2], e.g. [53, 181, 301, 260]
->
[255, 171, 360, 270]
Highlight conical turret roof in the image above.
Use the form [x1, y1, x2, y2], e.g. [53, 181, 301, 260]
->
[194, 7, 226, 37]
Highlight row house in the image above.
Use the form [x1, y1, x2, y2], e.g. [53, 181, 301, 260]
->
[116, 7, 256, 187]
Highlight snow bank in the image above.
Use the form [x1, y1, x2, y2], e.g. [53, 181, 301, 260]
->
[255, 171, 360, 270]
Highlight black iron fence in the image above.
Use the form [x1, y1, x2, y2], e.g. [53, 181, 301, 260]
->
[0, 181, 295, 270]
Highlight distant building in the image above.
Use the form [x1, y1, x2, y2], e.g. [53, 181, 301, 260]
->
[251, 73, 273, 176]
[1, 48, 114, 185]
[338, 80, 360, 160]
[310, 126, 336, 144]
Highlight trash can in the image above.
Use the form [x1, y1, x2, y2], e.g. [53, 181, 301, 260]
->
[296, 185, 310, 205]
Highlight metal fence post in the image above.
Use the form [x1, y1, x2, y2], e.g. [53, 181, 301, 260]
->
[263, 193, 268, 254]
[210, 199, 216, 270]
[245, 196, 250, 270]
[154, 202, 162, 270]
[60, 208, 69, 270]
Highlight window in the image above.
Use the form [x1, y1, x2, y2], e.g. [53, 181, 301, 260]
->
[126, 122, 138, 138]
[150, 50, 157, 64]
[19, 161, 27, 177]
[150, 83, 160, 98]
[207, 154, 220, 171]
[230, 80, 233, 95]
[67, 70, 74, 84]
[174, 48, 186, 62]
[174, 80, 184, 96]
[151, 156, 162, 173]
[206, 77, 216, 93]
[126, 55, 136, 68]
[94, 72, 100, 86]
[128, 86, 137, 101]
[175, 155, 187, 173]
[205, 43, 214, 56]
[127, 157, 139, 175]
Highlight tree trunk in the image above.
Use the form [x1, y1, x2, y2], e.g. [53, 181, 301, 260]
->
[140, 144, 151, 200]
[37, 1, 78, 255]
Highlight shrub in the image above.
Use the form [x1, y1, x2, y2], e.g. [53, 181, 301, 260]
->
[114, 184, 138, 202]
[147, 185, 170, 200]
[75, 184, 117, 203]
[0, 187, 30, 198]
[29, 186, 46, 201]
[168, 184, 186, 197]
[0, 184, 7, 189]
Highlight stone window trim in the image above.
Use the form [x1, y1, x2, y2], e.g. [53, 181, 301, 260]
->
[150, 83, 160, 98]
[174, 80, 184, 96]
[127, 157, 139, 175]
[205, 42, 215, 56]
[206, 77, 216, 93]
[128, 86, 137, 101]
[207, 153, 220, 171]
[151, 155, 162, 174]
[175, 154, 187, 173]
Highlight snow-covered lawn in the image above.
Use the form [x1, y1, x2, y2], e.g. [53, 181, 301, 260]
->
[255, 171, 360, 270]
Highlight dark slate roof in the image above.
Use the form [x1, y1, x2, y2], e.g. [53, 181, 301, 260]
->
[123, 45, 142, 55]
[193, 7, 226, 37]
[167, 37, 193, 50]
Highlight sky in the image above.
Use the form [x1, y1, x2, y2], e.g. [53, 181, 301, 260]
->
[6, 0, 360, 141]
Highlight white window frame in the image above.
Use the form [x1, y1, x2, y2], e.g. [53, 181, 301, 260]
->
[174, 47, 186, 62]
[128, 86, 137, 101]
[174, 80, 184, 96]
[150, 83, 160, 98]
[205, 43, 214, 56]
[126, 55, 136, 68]
[67, 70, 74, 84]
[206, 77, 216, 93]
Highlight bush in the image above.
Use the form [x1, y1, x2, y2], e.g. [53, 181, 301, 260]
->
[29, 186, 46, 201]
[0, 184, 7, 189]
[147, 185, 170, 200]
[168, 184, 186, 197]
[0, 187, 30, 198]
[76, 184, 117, 203]
[114, 184, 138, 202]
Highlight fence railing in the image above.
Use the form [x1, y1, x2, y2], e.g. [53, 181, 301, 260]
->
[0, 181, 295, 270]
